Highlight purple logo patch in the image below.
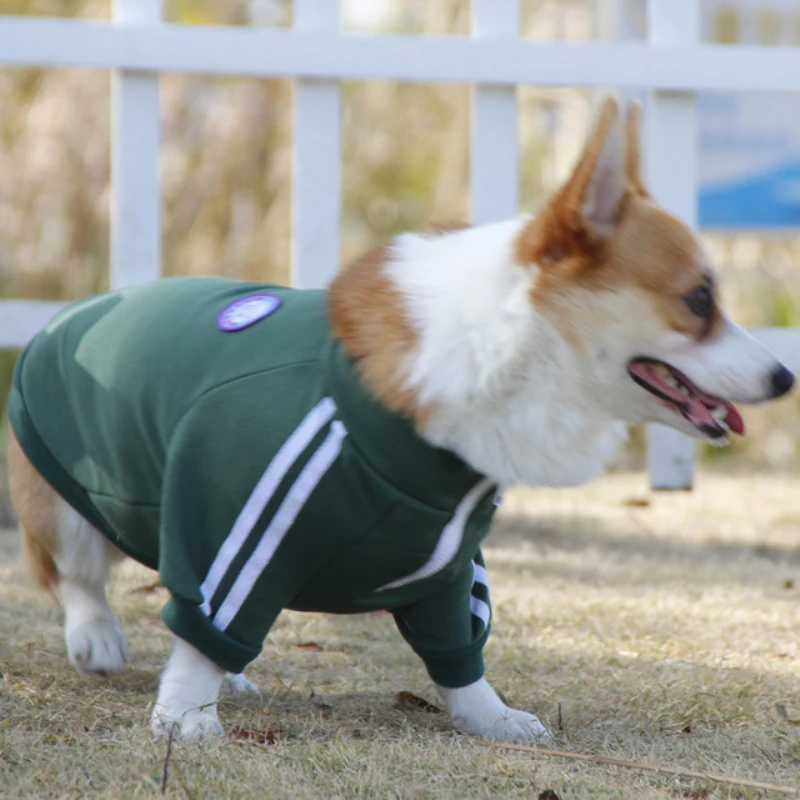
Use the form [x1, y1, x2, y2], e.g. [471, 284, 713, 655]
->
[216, 294, 282, 332]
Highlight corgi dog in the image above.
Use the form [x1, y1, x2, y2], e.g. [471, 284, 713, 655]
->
[8, 97, 794, 745]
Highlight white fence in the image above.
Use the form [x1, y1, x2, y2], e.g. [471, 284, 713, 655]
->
[0, 0, 799, 490]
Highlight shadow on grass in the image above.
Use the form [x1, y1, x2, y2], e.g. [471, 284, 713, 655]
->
[489, 511, 800, 587]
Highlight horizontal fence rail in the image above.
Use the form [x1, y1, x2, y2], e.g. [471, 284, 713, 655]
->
[0, 18, 799, 91]
[0, 301, 67, 349]
[0, 1, 797, 491]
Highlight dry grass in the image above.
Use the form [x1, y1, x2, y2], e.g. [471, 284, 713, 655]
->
[1, 470, 799, 798]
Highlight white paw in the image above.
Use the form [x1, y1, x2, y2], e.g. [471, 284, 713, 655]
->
[463, 706, 552, 744]
[151, 708, 225, 741]
[437, 677, 552, 744]
[67, 619, 129, 676]
[221, 673, 260, 698]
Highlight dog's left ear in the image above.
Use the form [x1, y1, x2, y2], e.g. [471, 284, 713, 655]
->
[518, 97, 630, 268]
[574, 97, 627, 239]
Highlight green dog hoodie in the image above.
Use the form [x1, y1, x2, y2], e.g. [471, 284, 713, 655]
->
[9, 276, 498, 686]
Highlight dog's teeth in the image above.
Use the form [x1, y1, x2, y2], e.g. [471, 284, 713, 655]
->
[661, 373, 679, 388]
[710, 405, 727, 423]
[709, 406, 731, 435]
[655, 366, 684, 391]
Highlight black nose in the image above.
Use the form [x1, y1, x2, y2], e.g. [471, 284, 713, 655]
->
[769, 364, 795, 398]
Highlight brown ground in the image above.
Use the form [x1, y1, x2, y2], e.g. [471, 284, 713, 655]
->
[1, 470, 799, 799]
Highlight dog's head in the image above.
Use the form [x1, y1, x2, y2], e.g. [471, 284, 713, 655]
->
[516, 97, 794, 441]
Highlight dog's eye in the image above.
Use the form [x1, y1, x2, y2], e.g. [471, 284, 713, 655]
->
[684, 285, 713, 319]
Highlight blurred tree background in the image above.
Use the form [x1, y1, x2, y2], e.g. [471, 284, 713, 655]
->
[0, 0, 798, 472]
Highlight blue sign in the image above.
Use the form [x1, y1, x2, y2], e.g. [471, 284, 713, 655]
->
[698, 92, 800, 230]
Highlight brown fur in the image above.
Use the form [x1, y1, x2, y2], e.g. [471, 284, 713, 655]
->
[8, 427, 60, 591]
[517, 98, 723, 343]
[329, 223, 475, 426]
[329, 245, 431, 426]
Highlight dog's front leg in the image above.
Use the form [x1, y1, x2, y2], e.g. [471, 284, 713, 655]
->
[151, 637, 225, 740]
[436, 677, 551, 743]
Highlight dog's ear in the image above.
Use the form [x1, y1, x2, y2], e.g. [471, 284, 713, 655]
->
[517, 97, 629, 268]
[624, 100, 650, 198]
[571, 96, 627, 239]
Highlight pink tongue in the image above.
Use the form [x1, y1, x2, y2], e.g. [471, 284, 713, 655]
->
[722, 402, 745, 435]
[630, 362, 746, 436]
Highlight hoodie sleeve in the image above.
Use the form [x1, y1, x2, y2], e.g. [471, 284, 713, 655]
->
[157, 378, 344, 674]
[392, 549, 492, 688]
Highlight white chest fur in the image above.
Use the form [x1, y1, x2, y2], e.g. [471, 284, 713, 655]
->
[385, 219, 628, 488]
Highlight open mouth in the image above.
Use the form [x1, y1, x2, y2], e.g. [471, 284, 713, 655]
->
[627, 357, 745, 440]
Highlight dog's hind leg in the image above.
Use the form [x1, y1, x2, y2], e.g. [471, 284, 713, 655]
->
[9, 429, 129, 676]
[56, 504, 129, 676]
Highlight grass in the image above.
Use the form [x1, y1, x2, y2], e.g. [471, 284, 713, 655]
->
[1, 470, 799, 798]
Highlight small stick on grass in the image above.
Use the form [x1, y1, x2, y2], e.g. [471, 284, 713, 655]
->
[490, 742, 799, 796]
[161, 722, 178, 796]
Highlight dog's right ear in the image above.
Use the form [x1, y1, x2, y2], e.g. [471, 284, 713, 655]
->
[517, 97, 629, 268]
